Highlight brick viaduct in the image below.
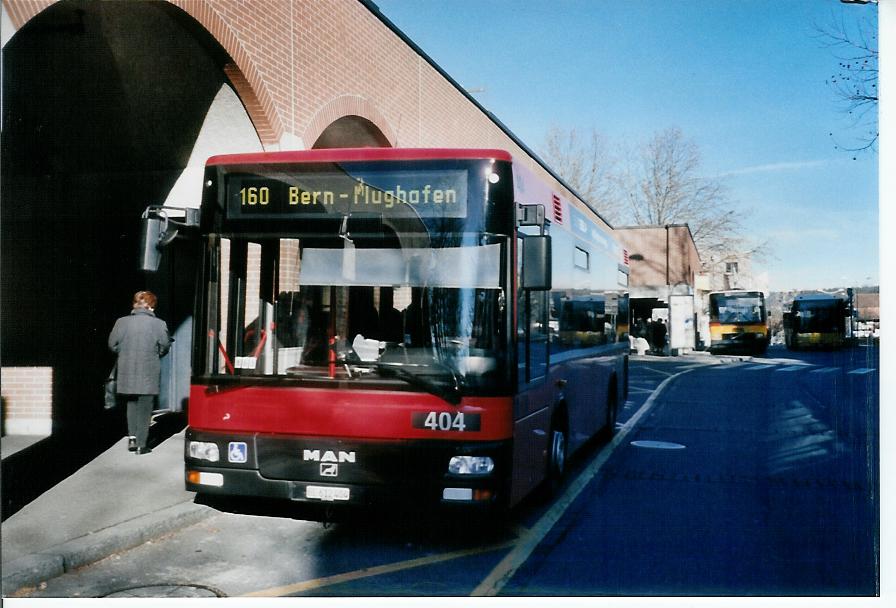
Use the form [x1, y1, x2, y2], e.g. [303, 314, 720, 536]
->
[4, 0, 579, 165]
[0, 0, 601, 441]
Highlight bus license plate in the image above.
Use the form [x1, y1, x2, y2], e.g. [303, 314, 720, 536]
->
[306, 485, 350, 502]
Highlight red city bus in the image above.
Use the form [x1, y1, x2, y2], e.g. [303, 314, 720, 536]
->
[175, 148, 629, 515]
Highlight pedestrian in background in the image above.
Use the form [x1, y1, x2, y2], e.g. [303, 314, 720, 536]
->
[108, 291, 172, 454]
[634, 318, 648, 340]
[649, 318, 667, 355]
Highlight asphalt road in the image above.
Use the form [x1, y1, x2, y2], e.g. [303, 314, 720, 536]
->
[15, 345, 879, 598]
[504, 345, 879, 596]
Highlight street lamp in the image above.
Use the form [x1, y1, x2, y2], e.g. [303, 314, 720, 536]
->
[665, 225, 672, 355]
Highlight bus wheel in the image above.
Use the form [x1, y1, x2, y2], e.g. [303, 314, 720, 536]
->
[546, 419, 568, 495]
[550, 428, 567, 478]
[600, 379, 618, 442]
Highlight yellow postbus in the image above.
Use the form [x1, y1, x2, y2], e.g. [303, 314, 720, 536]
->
[708, 290, 769, 355]
[783, 293, 847, 350]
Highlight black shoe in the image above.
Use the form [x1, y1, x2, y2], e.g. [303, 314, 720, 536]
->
[136, 446, 152, 455]
[128, 437, 137, 452]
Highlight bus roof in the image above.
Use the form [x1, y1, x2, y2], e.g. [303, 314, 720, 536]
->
[709, 290, 764, 297]
[793, 293, 845, 302]
[206, 148, 514, 166]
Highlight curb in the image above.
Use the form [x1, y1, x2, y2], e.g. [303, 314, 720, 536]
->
[2, 501, 214, 595]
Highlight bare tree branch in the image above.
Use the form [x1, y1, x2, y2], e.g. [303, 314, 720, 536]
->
[815, 9, 878, 152]
[626, 128, 754, 263]
[542, 126, 771, 268]
[539, 126, 625, 223]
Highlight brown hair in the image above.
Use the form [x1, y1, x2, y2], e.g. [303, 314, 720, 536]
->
[133, 291, 158, 310]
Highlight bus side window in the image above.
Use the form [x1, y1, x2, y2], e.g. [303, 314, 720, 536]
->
[517, 237, 548, 385]
[521, 290, 548, 382]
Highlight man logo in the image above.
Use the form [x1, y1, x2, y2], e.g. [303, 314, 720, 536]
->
[320, 463, 338, 477]
[303, 449, 356, 463]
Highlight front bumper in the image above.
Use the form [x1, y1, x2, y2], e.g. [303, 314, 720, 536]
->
[185, 428, 511, 510]
[709, 333, 768, 354]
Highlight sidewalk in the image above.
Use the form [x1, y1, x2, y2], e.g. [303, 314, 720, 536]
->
[0, 435, 49, 460]
[1, 430, 213, 595]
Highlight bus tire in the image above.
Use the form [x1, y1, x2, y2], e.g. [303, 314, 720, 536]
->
[623, 355, 630, 401]
[546, 410, 568, 495]
[600, 377, 619, 442]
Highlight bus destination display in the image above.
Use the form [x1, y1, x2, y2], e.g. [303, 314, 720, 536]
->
[227, 169, 468, 219]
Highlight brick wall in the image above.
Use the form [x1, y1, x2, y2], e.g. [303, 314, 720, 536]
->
[3, 0, 605, 217]
[2, 0, 619, 429]
[1, 367, 53, 436]
[616, 225, 700, 289]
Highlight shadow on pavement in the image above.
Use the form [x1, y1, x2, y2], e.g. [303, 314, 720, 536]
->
[1, 411, 186, 521]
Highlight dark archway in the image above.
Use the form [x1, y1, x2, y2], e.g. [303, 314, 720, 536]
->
[312, 115, 391, 149]
[1, 0, 243, 516]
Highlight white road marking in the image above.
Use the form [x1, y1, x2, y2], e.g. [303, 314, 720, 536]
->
[631, 440, 686, 450]
[848, 368, 876, 376]
[763, 358, 812, 365]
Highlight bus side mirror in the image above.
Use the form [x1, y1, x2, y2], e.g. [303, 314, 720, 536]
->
[139, 207, 200, 272]
[140, 215, 165, 272]
[522, 235, 552, 290]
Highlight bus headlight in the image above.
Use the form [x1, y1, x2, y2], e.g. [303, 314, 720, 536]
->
[448, 455, 494, 475]
[189, 441, 220, 462]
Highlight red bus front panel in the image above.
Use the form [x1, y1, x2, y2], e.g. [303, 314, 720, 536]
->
[189, 384, 513, 441]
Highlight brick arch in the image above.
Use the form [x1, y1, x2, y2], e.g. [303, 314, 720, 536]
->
[303, 95, 396, 150]
[168, 0, 283, 147]
[2, 0, 54, 28]
[2, 0, 283, 147]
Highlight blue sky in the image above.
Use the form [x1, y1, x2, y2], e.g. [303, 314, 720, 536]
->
[375, 0, 879, 291]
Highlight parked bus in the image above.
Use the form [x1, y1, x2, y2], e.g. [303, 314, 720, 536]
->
[707, 290, 769, 355]
[783, 293, 847, 350]
[150, 148, 628, 516]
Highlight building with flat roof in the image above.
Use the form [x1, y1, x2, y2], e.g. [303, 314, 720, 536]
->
[615, 225, 702, 352]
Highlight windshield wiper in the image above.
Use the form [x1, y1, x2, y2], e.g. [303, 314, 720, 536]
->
[373, 361, 462, 405]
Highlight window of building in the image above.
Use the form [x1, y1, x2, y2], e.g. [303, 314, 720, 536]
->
[574, 247, 589, 270]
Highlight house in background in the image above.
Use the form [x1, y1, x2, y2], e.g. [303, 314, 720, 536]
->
[699, 252, 769, 294]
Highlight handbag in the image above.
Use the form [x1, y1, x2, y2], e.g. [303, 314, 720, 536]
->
[104, 363, 118, 409]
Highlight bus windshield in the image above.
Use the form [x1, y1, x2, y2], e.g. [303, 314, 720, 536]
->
[793, 300, 844, 333]
[197, 158, 513, 396]
[710, 293, 765, 324]
[204, 236, 508, 396]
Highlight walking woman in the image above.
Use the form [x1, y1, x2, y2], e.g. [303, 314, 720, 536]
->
[108, 291, 173, 454]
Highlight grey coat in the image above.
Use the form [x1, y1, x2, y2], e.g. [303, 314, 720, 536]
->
[108, 308, 172, 395]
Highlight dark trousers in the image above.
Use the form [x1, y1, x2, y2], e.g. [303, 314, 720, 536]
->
[126, 395, 155, 449]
